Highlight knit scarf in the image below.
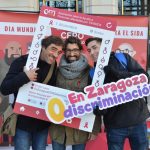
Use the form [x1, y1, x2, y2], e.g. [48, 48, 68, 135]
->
[59, 54, 88, 79]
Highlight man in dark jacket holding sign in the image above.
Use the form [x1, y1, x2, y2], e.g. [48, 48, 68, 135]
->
[86, 37, 149, 150]
[0, 35, 63, 150]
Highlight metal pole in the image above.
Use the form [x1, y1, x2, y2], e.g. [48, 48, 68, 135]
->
[122, 0, 124, 15]
[76, 0, 78, 12]
[43, 0, 46, 5]
[141, 0, 145, 15]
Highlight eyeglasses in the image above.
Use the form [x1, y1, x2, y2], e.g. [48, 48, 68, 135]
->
[66, 48, 80, 53]
[115, 49, 134, 56]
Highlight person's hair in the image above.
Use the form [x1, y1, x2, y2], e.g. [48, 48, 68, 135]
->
[41, 35, 63, 49]
[85, 37, 102, 46]
[63, 36, 82, 51]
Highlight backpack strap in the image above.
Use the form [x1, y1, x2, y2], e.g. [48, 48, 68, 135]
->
[90, 53, 127, 79]
[42, 61, 55, 84]
[114, 53, 127, 69]
[89, 67, 95, 79]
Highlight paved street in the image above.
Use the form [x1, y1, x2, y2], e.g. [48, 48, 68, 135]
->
[0, 145, 72, 150]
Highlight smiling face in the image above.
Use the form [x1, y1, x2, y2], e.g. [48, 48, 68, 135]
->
[65, 43, 81, 63]
[4, 41, 22, 65]
[87, 40, 101, 62]
[40, 44, 62, 64]
[117, 43, 136, 57]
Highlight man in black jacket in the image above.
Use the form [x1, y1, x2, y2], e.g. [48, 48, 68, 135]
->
[0, 35, 63, 150]
[85, 37, 149, 150]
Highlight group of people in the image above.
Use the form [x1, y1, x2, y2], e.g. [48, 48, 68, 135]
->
[0, 35, 149, 150]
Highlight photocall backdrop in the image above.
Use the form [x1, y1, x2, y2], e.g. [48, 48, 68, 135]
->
[0, 9, 148, 150]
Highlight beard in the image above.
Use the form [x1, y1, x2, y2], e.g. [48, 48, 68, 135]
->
[4, 49, 21, 65]
[66, 56, 79, 63]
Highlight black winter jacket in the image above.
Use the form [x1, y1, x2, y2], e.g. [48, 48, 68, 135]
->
[103, 52, 149, 129]
[0, 55, 57, 132]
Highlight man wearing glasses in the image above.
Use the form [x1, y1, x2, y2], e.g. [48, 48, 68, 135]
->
[116, 43, 136, 57]
[49, 36, 101, 150]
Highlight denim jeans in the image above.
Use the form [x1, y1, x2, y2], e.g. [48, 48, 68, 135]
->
[14, 128, 48, 150]
[106, 122, 148, 150]
[52, 140, 85, 150]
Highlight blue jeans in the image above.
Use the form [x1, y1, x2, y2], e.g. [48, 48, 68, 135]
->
[52, 140, 85, 150]
[106, 122, 148, 150]
[14, 128, 48, 150]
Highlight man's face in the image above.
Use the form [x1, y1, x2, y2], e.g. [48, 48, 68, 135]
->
[87, 40, 101, 62]
[5, 41, 22, 65]
[40, 44, 62, 64]
[65, 43, 81, 63]
[116, 43, 136, 57]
